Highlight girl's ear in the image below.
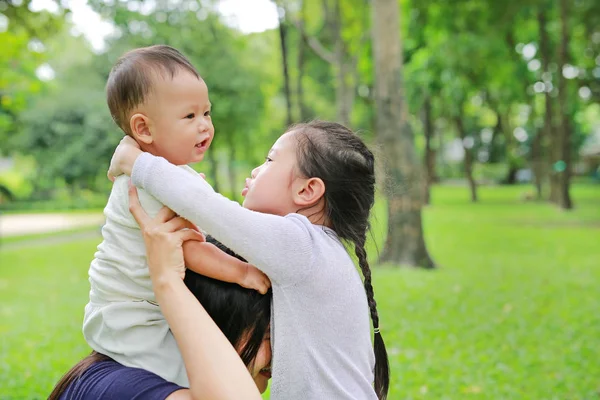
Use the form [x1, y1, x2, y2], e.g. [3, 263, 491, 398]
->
[129, 113, 153, 145]
[293, 177, 325, 207]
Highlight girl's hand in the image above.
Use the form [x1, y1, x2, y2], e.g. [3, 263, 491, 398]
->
[108, 136, 143, 181]
[128, 182, 205, 285]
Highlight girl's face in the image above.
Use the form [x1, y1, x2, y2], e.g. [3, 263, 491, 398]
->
[242, 131, 300, 216]
[248, 333, 272, 393]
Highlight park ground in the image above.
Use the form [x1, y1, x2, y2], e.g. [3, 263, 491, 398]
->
[0, 184, 598, 399]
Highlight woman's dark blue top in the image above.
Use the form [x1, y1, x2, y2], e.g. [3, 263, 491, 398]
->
[59, 360, 183, 399]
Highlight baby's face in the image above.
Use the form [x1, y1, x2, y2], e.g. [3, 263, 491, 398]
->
[144, 71, 214, 165]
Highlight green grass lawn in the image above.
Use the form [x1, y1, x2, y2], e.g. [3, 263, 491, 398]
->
[1, 184, 598, 399]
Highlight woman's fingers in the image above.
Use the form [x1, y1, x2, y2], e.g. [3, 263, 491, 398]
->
[128, 183, 152, 228]
[156, 206, 177, 223]
[178, 228, 206, 243]
[183, 219, 202, 233]
[163, 217, 192, 232]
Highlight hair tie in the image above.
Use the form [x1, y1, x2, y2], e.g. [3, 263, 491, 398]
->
[373, 327, 381, 334]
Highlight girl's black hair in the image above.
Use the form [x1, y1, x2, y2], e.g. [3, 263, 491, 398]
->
[49, 237, 271, 399]
[292, 120, 389, 399]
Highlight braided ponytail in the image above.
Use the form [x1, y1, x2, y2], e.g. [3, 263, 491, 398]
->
[355, 234, 390, 400]
[293, 120, 390, 399]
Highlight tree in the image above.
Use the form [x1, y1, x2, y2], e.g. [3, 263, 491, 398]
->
[276, 4, 294, 125]
[0, 0, 65, 153]
[371, 0, 435, 268]
[290, 0, 368, 127]
[16, 33, 118, 195]
[555, 0, 573, 209]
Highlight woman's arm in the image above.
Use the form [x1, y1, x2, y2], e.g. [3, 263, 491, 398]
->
[128, 185, 262, 400]
[111, 141, 314, 286]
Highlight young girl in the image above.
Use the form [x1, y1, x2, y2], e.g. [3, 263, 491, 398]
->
[109, 121, 390, 399]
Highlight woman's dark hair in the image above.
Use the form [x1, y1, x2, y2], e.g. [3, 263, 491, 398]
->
[292, 120, 389, 399]
[49, 237, 271, 399]
[183, 237, 271, 368]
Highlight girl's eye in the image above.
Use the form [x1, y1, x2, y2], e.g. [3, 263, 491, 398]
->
[265, 157, 273, 163]
[204, 111, 211, 117]
[185, 113, 195, 119]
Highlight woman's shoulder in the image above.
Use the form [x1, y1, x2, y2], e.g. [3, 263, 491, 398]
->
[60, 360, 184, 400]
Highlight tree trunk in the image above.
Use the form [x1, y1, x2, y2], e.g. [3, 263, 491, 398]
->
[556, 0, 573, 209]
[225, 136, 238, 202]
[504, 166, 518, 185]
[332, 0, 352, 127]
[500, 111, 519, 185]
[529, 98, 544, 200]
[454, 114, 478, 202]
[489, 113, 502, 163]
[531, 127, 544, 199]
[205, 145, 219, 193]
[296, 0, 308, 121]
[278, 6, 293, 126]
[538, 8, 559, 203]
[422, 96, 436, 205]
[372, 0, 435, 268]
[296, 0, 356, 127]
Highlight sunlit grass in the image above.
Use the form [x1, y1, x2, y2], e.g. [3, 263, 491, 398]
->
[0, 184, 598, 399]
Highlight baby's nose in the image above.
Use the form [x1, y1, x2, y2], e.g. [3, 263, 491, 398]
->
[198, 119, 210, 132]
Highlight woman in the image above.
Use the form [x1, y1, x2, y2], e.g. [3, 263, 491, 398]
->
[50, 224, 272, 400]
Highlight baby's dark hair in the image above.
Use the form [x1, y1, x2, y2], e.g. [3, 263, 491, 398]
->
[292, 120, 389, 399]
[106, 44, 201, 135]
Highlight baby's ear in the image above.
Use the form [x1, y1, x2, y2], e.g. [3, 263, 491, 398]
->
[129, 113, 153, 145]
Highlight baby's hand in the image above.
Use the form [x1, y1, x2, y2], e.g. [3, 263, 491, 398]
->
[107, 136, 142, 181]
[242, 265, 271, 294]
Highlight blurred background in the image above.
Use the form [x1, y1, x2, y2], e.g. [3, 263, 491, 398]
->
[0, 0, 598, 398]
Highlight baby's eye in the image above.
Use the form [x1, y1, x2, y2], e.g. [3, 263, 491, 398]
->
[204, 110, 211, 117]
[265, 157, 273, 163]
[185, 113, 195, 119]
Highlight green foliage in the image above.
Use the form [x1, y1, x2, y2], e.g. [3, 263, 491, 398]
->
[2, 0, 598, 205]
[0, 0, 65, 152]
[17, 71, 118, 193]
[1, 184, 599, 398]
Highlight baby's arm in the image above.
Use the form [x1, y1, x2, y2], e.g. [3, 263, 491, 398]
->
[183, 241, 271, 294]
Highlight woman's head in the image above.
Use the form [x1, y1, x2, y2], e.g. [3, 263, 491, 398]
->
[49, 238, 272, 399]
[185, 237, 272, 392]
[243, 120, 389, 399]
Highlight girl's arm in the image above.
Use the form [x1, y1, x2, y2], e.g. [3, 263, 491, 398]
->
[116, 147, 314, 286]
[128, 185, 261, 400]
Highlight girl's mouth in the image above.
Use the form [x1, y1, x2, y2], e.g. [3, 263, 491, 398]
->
[241, 178, 251, 197]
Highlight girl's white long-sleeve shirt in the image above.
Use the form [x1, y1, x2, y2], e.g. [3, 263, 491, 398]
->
[131, 152, 377, 400]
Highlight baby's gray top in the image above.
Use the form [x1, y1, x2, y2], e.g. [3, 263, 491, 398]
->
[132, 152, 377, 399]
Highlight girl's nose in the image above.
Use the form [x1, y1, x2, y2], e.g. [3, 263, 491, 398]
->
[251, 166, 260, 179]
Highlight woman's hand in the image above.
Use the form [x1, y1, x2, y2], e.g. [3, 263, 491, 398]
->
[128, 182, 204, 285]
[108, 136, 143, 181]
[129, 182, 262, 400]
